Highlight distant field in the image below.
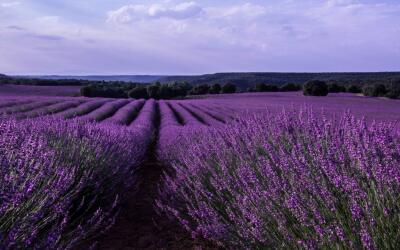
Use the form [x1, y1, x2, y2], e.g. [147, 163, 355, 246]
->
[205, 92, 400, 124]
[0, 84, 81, 96]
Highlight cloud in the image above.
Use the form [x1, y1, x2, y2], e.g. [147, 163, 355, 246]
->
[0, 1, 20, 8]
[216, 3, 267, 19]
[2, 0, 400, 74]
[107, 1, 203, 24]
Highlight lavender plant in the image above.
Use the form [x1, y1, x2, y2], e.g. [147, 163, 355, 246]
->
[103, 99, 145, 125]
[79, 99, 129, 122]
[158, 109, 400, 249]
[15, 100, 83, 119]
[1, 100, 59, 115]
[0, 117, 149, 249]
[158, 100, 184, 161]
[168, 102, 202, 126]
[58, 99, 110, 119]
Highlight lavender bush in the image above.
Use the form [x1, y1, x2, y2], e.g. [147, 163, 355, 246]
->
[79, 99, 129, 122]
[168, 102, 202, 126]
[0, 117, 149, 249]
[58, 99, 110, 119]
[103, 99, 145, 125]
[1, 100, 59, 115]
[158, 109, 400, 249]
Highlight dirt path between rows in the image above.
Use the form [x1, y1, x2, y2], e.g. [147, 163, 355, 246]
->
[92, 103, 217, 250]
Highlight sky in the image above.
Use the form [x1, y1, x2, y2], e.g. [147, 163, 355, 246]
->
[0, 0, 399, 75]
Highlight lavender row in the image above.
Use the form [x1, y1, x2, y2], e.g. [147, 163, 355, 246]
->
[0, 100, 59, 115]
[159, 100, 181, 128]
[78, 99, 130, 122]
[168, 102, 203, 126]
[103, 99, 145, 125]
[0, 99, 33, 109]
[15, 100, 84, 119]
[0, 117, 150, 249]
[187, 103, 226, 125]
[55, 99, 110, 119]
[157, 100, 184, 161]
[158, 109, 400, 249]
[198, 103, 236, 121]
[130, 99, 156, 132]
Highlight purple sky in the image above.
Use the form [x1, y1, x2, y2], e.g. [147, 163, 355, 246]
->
[0, 0, 399, 75]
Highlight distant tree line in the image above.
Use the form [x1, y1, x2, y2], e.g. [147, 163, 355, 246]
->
[0, 75, 93, 86]
[303, 79, 400, 99]
[161, 72, 400, 91]
[80, 82, 238, 99]
[1, 73, 399, 99]
[246, 83, 302, 92]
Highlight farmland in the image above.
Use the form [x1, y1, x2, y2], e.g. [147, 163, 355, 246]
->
[0, 90, 399, 249]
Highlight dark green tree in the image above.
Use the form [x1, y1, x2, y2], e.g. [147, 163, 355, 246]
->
[209, 84, 221, 94]
[147, 85, 160, 99]
[347, 85, 362, 93]
[128, 86, 148, 99]
[221, 83, 236, 94]
[303, 80, 329, 96]
[362, 84, 387, 97]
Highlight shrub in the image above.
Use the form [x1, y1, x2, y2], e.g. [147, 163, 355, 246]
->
[158, 109, 400, 249]
[190, 84, 210, 95]
[128, 86, 149, 99]
[362, 84, 387, 97]
[221, 83, 236, 94]
[328, 83, 346, 93]
[303, 80, 328, 96]
[254, 83, 279, 92]
[385, 79, 400, 99]
[209, 84, 222, 94]
[147, 85, 160, 99]
[347, 85, 362, 93]
[80, 86, 93, 97]
[280, 83, 301, 92]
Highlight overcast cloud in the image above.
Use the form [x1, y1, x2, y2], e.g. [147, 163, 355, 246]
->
[0, 0, 399, 75]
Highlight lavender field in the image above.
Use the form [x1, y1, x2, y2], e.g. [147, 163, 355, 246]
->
[0, 91, 399, 249]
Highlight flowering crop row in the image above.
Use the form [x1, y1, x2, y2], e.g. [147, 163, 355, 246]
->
[168, 102, 203, 126]
[0, 100, 59, 115]
[158, 109, 400, 249]
[103, 99, 145, 125]
[0, 100, 33, 109]
[79, 99, 130, 122]
[0, 116, 151, 249]
[15, 100, 84, 119]
[57, 99, 110, 119]
[157, 101, 184, 161]
[187, 103, 226, 125]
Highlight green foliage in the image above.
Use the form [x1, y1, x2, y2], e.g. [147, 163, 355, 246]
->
[80, 83, 131, 98]
[362, 84, 387, 97]
[385, 79, 400, 99]
[253, 83, 279, 92]
[303, 80, 329, 96]
[280, 83, 301, 92]
[125, 82, 189, 100]
[221, 83, 236, 94]
[147, 85, 160, 99]
[209, 84, 222, 94]
[328, 83, 346, 93]
[347, 85, 362, 93]
[128, 86, 148, 99]
[190, 84, 210, 95]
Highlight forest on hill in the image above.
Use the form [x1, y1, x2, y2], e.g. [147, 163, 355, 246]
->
[160, 72, 400, 90]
